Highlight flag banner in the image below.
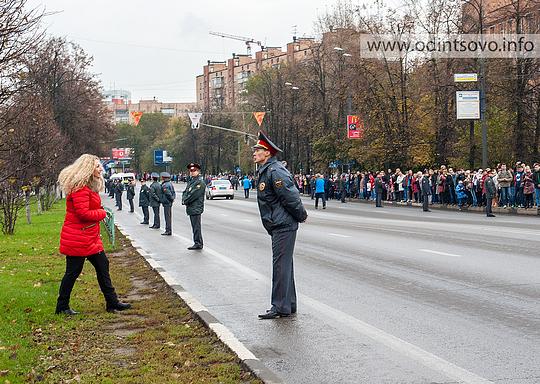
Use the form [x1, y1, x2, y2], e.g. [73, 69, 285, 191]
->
[131, 111, 143, 126]
[188, 112, 203, 129]
[347, 115, 364, 139]
[253, 111, 266, 126]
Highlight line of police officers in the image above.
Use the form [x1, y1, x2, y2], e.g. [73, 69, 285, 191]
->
[107, 165, 206, 247]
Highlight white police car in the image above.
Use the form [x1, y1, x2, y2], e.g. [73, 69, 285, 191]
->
[206, 179, 234, 200]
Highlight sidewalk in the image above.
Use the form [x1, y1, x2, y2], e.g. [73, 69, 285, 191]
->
[305, 195, 540, 216]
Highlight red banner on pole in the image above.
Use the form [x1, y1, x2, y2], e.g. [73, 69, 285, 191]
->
[253, 112, 266, 126]
[131, 111, 143, 126]
[347, 115, 364, 139]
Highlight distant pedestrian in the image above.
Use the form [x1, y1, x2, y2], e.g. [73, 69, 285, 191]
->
[149, 172, 163, 229]
[138, 178, 150, 224]
[182, 163, 205, 250]
[56, 154, 130, 315]
[455, 180, 467, 210]
[314, 174, 326, 209]
[242, 176, 251, 198]
[252, 131, 307, 320]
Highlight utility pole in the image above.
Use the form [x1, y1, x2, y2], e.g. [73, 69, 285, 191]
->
[478, 3, 488, 168]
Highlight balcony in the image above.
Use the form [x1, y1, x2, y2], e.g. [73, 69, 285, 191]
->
[211, 77, 224, 89]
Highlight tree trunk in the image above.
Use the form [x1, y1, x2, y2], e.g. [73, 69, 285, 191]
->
[25, 190, 31, 224]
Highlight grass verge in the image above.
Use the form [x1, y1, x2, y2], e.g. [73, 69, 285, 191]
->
[0, 200, 262, 384]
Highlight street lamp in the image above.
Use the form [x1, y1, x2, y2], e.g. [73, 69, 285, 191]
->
[333, 46, 344, 51]
[285, 82, 292, 86]
[343, 53, 353, 57]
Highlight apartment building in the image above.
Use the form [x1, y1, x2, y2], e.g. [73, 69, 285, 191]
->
[196, 37, 317, 111]
[463, 0, 540, 33]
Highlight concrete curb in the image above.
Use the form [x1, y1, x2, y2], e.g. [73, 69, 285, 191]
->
[304, 194, 540, 216]
[115, 224, 284, 384]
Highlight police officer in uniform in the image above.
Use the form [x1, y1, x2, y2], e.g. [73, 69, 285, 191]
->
[374, 172, 383, 207]
[126, 178, 136, 212]
[253, 131, 308, 319]
[108, 178, 115, 198]
[149, 172, 163, 229]
[182, 163, 205, 250]
[138, 178, 150, 224]
[420, 169, 432, 212]
[160, 172, 176, 235]
[485, 168, 496, 217]
[114, 179, 124, 211]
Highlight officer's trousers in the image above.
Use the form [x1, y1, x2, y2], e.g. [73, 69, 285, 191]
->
[486, 198, 493, 216]
[376, 191, 382, 207]
[270, 230, 297, 314]
[163, 205, 172, 233]
[115, 194, 122, 210]
[152, 206, 160, 228]
[422, 193, 430, 211]
[189, 214, 203, 246]
[141, 205, 149, 223]
[128, 198, 134, 212]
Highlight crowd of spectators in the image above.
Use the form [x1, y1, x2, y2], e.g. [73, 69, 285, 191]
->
[138, 161, 540, 211]
[292, 162, 540, 209]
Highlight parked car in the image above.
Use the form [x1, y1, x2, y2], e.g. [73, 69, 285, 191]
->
[206, 179, 234, 200]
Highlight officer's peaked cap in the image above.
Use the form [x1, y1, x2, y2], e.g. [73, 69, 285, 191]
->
[187, 162, 201, 171]
[252, 130, 282, 156]
[151, 172, 159, 178]
[160, 172, 171, 178]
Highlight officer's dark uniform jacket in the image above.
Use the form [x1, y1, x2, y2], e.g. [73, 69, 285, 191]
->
[421, 176, 431, 195]
[115, 182, 124, 195]
[126, 183, 135, 200]
[161, 181, 176, 207]
[374, 177, 383, 193]
[139, 184, 150, 207]
[485, 176, 496, 198]
[256, 157, 307, 235]
[182, 176, 205, 216]
[149, 181, 163, 207]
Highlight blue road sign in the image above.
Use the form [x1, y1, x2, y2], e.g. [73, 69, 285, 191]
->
[154, 149, 164, 166]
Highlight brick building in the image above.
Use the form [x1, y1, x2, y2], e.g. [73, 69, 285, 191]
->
[196, 37, 317, 111]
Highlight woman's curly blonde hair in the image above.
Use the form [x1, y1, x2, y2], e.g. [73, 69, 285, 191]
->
[58, 154, 104, 195]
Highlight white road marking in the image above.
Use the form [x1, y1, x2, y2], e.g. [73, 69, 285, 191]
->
[329, 233, 351, 238]
[126, 206, 492, 383]
[420, 249, 463, 258]
[221, 213, 229, 217]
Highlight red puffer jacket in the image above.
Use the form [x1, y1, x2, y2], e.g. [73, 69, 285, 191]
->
[59, 186, 107, 257]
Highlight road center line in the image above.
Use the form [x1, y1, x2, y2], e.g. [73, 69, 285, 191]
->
[420, 249, 463, 258]
[126, 210, 491, 384]
[329, 233, 351, 238]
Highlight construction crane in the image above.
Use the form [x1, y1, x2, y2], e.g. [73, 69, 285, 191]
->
[209, 31, 263, 56]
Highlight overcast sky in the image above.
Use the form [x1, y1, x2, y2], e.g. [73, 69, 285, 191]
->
[27, 0, 346, 103]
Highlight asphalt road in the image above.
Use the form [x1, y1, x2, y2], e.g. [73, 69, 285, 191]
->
[103, 184, 540, 384]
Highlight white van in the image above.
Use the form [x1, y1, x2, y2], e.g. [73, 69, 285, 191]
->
[110, 172, 136, 181]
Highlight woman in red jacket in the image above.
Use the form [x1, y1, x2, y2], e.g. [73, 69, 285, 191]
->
[56, 154, 130, 315]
